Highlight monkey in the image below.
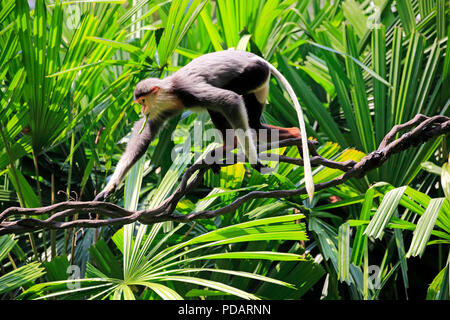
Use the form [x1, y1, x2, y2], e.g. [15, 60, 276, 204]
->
[94, 50, 314, 202]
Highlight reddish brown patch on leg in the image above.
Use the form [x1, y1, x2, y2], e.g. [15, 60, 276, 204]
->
[261, 124, 303, 156]
[285, 127, 303, 156]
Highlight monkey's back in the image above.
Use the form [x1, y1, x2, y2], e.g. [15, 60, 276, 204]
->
[171, 50, 270, 95]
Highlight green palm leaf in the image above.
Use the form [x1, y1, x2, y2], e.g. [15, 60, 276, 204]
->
[365, 186, 407, 239]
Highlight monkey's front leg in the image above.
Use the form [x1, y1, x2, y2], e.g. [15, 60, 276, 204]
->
[94, 117, 157, 202]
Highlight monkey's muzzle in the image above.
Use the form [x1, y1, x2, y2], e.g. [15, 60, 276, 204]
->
[135, 97, 149, 115]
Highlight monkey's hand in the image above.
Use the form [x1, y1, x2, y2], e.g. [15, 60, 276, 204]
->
[93, 184, 116, 202]
[90, 184, 116, 219]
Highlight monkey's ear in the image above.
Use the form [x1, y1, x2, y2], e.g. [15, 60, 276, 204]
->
[150, 86, 160, 95]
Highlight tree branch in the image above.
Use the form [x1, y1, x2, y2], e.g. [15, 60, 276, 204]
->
[1, 114, 448, 235]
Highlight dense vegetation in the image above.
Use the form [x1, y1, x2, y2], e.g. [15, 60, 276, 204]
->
[0, 0, 449, 300]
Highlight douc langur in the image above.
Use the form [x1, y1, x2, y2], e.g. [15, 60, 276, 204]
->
[94, 50, 314, 202]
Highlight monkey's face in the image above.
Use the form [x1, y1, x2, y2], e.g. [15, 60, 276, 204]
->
[135, 91, 157, 116]
[134, 78, 182, 119]
[134, 78, 162, 117]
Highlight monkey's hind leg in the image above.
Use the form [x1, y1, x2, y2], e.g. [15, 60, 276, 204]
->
[243, 87, 305, 160]
[199, 86, 264, 171]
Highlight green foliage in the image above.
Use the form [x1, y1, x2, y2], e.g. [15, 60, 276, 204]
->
[0, 235, 45, 294]
[20, 213, 310, 300]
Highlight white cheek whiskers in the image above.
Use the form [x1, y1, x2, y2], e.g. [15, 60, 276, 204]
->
[147, 91, 181, 120]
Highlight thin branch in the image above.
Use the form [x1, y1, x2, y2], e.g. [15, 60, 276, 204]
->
[1, 114, 448, 235]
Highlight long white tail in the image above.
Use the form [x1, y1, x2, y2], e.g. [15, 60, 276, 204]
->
[266, 62, 315, 202]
